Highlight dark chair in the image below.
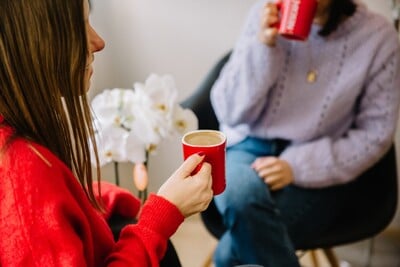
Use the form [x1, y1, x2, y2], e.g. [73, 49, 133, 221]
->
[181, 51, 399, 267]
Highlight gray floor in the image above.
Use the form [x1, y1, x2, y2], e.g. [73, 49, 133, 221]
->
[334, 227, 400, 267]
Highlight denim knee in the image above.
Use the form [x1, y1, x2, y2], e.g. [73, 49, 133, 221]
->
[215, 164, 277, 222]
[214, 233, 240, 267]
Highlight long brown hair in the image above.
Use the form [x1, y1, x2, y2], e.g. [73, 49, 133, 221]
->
[0, 0, 102, 209]
[319, 0, 356, 36]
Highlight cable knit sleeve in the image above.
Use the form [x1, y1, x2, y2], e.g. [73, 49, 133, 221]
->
[210, 0, 285, 127]
[93, 181, 141, 221]
[281, 23, 400, 188]
[0, 136, 184, 267]
[0, 141, 96, 266]
[106, 194, 184, 267]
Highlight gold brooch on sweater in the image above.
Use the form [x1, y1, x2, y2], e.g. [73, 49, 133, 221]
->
[307, 69, 317, 83]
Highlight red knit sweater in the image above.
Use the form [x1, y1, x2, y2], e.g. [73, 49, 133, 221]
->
[0, 119, 184, 266]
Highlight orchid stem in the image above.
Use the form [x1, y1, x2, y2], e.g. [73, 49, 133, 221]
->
[141, 151, 149, 204]
[114, 161, 120, 186]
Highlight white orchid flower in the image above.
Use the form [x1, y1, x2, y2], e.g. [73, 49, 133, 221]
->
[129, 87, 165, 144]
[91, 88, 136, 130]
[89, 74, 199, 168]
[135, 74, 178, 118]
[91, 126, 129, 166]
[135, 84, 173, 139]
[125, 132, 147, 163]
[172, 105, 199, 135]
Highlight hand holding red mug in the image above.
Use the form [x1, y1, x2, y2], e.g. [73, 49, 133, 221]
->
[260, 0, 318, 46]
[259, 2, 281, 46]
[157, 153, 213, 217]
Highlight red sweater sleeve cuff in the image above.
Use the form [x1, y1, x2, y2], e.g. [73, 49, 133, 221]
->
[93, 181, 141, 221]
[137, 194, 184, 239]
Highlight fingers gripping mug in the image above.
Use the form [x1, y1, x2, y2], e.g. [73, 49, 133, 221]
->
[182, 130, 226, 195]
[277, 0, 318, 41]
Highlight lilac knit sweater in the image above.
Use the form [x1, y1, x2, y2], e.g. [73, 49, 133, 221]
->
[210, 0, 400, 188]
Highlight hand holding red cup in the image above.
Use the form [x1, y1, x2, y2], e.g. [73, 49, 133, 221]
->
[261, 0, 318, 45]
[182, 130, 227, 195]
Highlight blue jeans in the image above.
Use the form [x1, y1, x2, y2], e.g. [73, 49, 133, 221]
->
[214, 137, 352, 267]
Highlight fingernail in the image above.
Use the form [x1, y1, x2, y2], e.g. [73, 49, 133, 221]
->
[197, 152, 205, 157]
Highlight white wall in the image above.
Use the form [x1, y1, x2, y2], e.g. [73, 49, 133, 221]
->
[89, 0, 255, 192]
[90, 0, 399, 227]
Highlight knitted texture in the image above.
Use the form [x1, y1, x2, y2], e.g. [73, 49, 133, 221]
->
[0, 119, 184, 266]
[211, 0, 400, 187]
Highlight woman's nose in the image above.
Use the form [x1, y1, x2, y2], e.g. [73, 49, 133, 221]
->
[89, 27, 105, 53]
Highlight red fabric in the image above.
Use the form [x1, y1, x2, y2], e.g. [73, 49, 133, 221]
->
[92, 181, 141, 221]
[0, 121, 184, 267]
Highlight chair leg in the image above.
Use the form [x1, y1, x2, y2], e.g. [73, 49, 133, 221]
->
[365, 238, 374, 267]
[310, 250, 320, 267]
[202, 243, 216, 267]
[202, 252, 213, 267]
[323, 248, 340, 267]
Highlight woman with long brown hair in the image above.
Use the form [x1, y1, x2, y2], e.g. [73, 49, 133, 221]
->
[0, 0, 212, 266]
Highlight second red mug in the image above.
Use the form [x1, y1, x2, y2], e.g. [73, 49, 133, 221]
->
[277, 0, 318, 41]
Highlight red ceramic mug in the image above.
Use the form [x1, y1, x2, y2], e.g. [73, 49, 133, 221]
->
[182, 130, 226, 195]
[277, 0, 318, 41]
